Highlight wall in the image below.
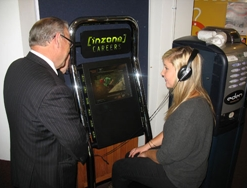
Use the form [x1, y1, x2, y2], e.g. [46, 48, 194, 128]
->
[38, 0, 149, 99]
[148, 0, 194, 138]
[0, 0, 37, 160]
[0, 0, 194, 160]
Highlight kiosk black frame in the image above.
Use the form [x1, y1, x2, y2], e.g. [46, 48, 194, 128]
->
[69, 16, 152, 188]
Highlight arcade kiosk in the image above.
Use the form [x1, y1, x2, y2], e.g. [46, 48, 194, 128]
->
[68, 16, 152, 187]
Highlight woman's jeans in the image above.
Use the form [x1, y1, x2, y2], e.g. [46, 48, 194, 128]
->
[112, 157, 177, 188]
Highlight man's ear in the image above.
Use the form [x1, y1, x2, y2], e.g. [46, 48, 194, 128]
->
[53, 33, 61, 48]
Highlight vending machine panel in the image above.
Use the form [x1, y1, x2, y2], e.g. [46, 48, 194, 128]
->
[173, 27, 247, 187]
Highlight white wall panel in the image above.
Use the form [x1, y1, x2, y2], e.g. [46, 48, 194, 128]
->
[146, 0, 194, 143]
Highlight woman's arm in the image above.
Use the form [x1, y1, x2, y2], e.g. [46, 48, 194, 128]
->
[139, 149, 159, 163]
[129, 132, 163, 157]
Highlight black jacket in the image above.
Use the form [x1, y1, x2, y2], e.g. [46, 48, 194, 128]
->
[4, 52, 88, 188]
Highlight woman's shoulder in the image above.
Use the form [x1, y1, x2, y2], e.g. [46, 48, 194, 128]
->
[179, 97, 211, 113]
[185, 96, 207, 104]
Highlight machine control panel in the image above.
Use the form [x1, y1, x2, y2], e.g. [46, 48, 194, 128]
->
[222, 45, 247, 114]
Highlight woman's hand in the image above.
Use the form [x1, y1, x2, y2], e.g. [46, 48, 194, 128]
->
[138, 149, 159, 164]
[129, 132, 163, 158]
[129, 144, 150, 158]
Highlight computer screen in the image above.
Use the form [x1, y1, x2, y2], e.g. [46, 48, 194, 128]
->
[85, 60, 132, 104]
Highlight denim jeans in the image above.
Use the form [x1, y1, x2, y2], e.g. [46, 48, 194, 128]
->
[112, 157, 177, 188]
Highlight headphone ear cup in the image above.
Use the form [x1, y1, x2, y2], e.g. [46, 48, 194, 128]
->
[177, 65, 192, 81]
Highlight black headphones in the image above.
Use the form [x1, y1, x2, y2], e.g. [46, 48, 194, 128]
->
[177, 49, 199, 81]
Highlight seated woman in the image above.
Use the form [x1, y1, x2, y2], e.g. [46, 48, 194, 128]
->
[111, 46, 215, 188]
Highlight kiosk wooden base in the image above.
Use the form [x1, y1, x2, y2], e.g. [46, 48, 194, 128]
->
[77, 137, 138, 188]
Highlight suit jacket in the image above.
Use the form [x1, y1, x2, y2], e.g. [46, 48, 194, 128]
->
[4, 52, 89, 188]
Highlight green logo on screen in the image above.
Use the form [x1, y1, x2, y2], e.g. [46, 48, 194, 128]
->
[80, 29, 131, 58]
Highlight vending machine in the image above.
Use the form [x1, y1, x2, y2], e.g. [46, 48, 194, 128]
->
[173, 27, 247, 188]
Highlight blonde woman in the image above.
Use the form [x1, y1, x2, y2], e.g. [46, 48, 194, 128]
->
[112, 46, 214, 188]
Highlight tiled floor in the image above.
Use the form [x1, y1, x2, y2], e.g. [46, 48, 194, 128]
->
[0, 160, 11, 188]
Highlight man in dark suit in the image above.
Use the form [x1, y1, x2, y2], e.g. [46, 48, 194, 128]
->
[4, 17, 89, 188]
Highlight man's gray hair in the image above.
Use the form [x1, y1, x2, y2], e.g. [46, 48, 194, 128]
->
[29, 17, 69, 47]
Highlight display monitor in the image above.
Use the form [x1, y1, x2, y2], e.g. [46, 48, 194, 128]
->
[89, 63, 132, 104]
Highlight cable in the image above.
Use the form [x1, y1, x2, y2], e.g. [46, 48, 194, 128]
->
[149, 81, 179, 121]
[94, 154, 109, 165]
[149, 92, 170, 121]
[94, 127, 143, 164]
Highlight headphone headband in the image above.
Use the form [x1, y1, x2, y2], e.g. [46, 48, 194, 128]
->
[186, 49, 199, 71]
[177, 48, 199, 81]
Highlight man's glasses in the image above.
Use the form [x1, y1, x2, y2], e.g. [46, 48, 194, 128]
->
[60, 34, 73, 48]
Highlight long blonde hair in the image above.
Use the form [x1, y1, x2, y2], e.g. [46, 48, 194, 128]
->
[163, 46, 214, 120]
